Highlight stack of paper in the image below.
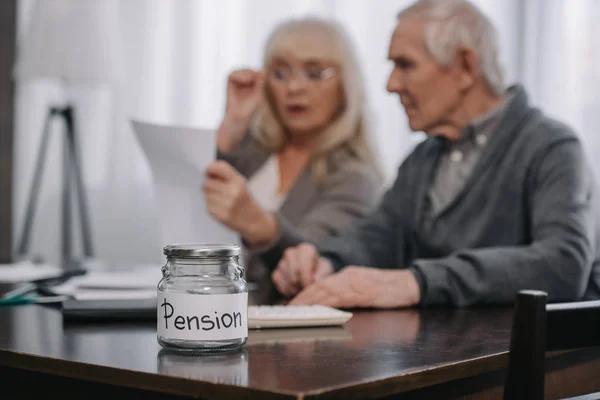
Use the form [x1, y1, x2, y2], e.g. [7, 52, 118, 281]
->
[0, 262, 62, 283]
[53, 266, 162, 300]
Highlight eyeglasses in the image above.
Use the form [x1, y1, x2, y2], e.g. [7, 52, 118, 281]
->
[268, 66, 336, 83]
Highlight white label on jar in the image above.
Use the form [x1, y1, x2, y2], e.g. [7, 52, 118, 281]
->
[157, 292, 248, 341]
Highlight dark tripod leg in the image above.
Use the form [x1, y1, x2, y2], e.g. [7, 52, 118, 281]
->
[15, 109, 55, 258]
[61, 110, 72, 264]
[63, 107, 94, 259]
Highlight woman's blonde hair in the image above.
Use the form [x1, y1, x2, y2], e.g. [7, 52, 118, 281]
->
[251, 17, 382, 183]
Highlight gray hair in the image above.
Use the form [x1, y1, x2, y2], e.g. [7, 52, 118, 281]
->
[398, 0, 504, 95]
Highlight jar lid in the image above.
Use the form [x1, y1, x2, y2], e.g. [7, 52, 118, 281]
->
[163, 244, 241, 258]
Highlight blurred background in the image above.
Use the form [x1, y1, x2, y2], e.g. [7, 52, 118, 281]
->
[4, 0, 600, 267]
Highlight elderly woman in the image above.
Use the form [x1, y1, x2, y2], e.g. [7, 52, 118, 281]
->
[203, 18, 384, 283]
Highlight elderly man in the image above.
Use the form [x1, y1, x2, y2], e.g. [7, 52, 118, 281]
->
[266, 0, 600, 307]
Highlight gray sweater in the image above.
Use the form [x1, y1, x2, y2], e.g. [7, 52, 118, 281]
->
[319, 86, 600, 306]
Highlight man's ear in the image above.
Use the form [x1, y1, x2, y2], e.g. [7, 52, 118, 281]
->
[455, 47, 479, 91]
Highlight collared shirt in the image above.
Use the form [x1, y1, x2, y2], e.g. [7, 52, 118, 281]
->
[422, 96, 510, 228]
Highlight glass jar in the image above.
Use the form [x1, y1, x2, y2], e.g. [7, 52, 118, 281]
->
[157, 244, 248, 353]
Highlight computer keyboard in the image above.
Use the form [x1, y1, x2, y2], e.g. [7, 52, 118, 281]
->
[247, 305, 353, 329]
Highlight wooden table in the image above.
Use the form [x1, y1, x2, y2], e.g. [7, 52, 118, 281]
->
[1, 298, 599, 399]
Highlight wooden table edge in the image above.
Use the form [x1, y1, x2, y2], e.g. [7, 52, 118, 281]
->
[0, 347, 509, 399]
[302, 351, 510, 399]
[303, 348, 600, 399]
[5, 346, 596, 399]
[0, 349, 298, 400]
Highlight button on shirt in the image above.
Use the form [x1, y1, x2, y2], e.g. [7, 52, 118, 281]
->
[423, 97, 509, 228]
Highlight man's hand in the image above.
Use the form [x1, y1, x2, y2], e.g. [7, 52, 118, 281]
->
[203, 161, 277, 245]
[271, 243, 334, 297]
[289, 267, 421, 309]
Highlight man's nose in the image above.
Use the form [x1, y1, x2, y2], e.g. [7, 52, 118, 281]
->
[386, 68, 406, 93]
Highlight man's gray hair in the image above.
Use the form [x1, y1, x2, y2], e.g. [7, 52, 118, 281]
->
[398, 0, 504, 95]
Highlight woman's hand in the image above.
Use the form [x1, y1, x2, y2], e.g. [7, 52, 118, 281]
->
[271, 243, 334, 297]
[217, 69, 266, 152]
[203, 161, 278, 246]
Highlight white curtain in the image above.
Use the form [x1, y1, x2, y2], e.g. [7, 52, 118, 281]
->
[520, 0, 600, 177]
[13, 0, 600, 267]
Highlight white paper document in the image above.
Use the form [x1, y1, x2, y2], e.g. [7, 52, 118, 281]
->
[71, 290, 157, 301]
[132, 120, 238, 247]
[0, 262, 62, 283]
[52, 267, 161, 300]
[72, 268, 162, 290]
